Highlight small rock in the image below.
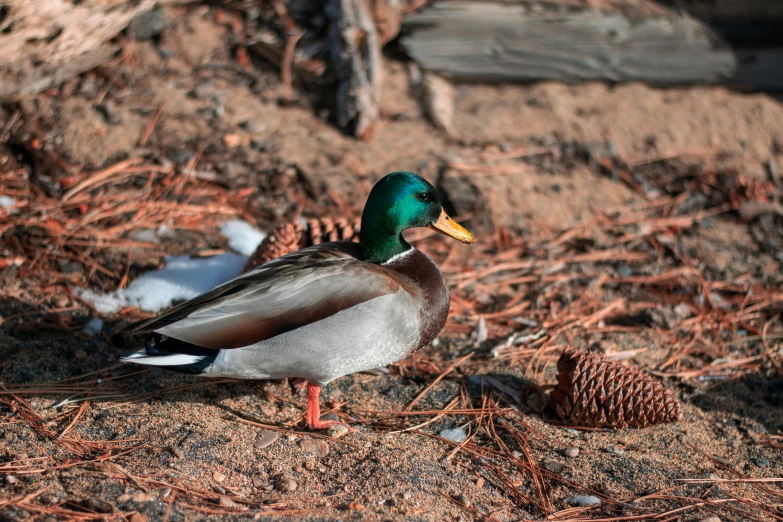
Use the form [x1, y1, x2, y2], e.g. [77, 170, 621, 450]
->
[275, 479, 297, 492]
[299, 439, 329, 458]
[454, 494, 471, 508]
[475, 477, 485, 489]
[327, 424, 350, 439]
[213, 471, 226, 483]
[320, 413, 340, 422]
[5, 475, 18, 484]
[386, 498, 397, 507]
[129, 514, 148, 522]
[564, 495, 601, 506]
[541, 460, 565, 473]
[252, 477, 265, 488]
[218, 496, 243, 509]
[254, 430, 279, 449]
[131, 492, 151, 503]
[241, 120, 266, 134]
[171, 447, 184, 459]
[166, 148, 193, 164]
[83, 317, 103, 336]
[223, 133, 249, 148]
[304, 461, 315, 471]
[348, 501, 365, 510]
[74, 349, 88, 360]
[604, 445, 624, 455]
[51, 294, 70, 308]
[250, 139, 269, 152]
[116, 494, 131, 503]
[563, 447, 580, 458]
[698, 517, 721, 522]
[439, 427, 467, 443]
[713, 456, 731, 466]
[674, 303, 692, 319]
[754, 456, 770, 468]
[128, 7, 168, 41]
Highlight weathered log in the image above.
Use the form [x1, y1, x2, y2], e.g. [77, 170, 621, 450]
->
[400, 1, 783, 90]
[0, 0, 178, 98]
[326, 0, 382, 139]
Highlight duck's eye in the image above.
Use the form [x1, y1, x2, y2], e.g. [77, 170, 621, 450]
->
[417, 192, 430, 202]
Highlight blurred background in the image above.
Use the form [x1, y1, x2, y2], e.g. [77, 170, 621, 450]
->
[1, 0, 783, 520]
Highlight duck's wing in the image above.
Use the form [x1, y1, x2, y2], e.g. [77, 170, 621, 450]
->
[124, 242, 408, 349]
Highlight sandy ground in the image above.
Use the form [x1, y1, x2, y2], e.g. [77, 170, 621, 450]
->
[1, 4, 783, 521]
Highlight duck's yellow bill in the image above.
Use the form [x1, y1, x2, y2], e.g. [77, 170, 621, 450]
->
[428, 210, 476, 244]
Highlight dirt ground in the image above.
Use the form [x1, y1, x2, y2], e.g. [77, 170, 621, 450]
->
[2, 4, 783, 522]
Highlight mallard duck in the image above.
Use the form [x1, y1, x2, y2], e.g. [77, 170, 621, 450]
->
[122, 172, 475, 430]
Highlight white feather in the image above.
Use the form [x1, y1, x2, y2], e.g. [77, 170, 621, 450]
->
[122, 350, 205, 366]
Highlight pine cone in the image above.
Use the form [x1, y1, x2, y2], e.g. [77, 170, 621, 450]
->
[549, 349, 682, 429]
[244, 217, 361, 271]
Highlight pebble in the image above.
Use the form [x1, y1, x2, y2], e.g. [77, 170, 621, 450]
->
[212, 471, 226, 483]
[218, 496, 242, 509]
[348, 501, 365, 510]
[5, 475, 18, 484]
[83, 317, 104, 336]
[564, 495, 601, 506]
[275, 479, 297, 492]
[328, 424, 350, 439]
[541, 460, 565, 473]
[697, 517, 721, 522]
[299, 439, 329, 458]
[223, 133, 249, 148]
[116, 494, 131, 503]
[129, 514, 148, 522]
[252, 477, 265, 488]
[713, 456, 731, 466]
[454, 494, 471, 508]
[131, 492, 152, 503]
[604, 445, 624, 455]
[563, 447, 580, 458]
[385, 498, 397, 507]
[754, 456, 770, 468]
[304, 461, 315, 471]
[440, 427, 467, 443]
[51, 294, 70, 308]
[171, 447, 185, 459]
[74, 349, 88, 360]
[241, 120, 266, 134]
[321, 413, 340, 422]
[254, 430, 279, 449]
[475, 477, 485, 489]
[128, 7, 167, 40]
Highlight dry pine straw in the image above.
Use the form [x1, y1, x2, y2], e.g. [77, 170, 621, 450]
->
[1, 151, 783, 520]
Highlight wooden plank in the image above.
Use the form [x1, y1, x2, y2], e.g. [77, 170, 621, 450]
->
[400, 1, 783, 89]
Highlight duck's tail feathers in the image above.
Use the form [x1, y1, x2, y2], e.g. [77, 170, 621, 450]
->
[122, 350, 206, 366]
[122, 333, 219, 375]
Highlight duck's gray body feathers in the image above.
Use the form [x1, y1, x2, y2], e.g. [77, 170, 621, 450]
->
[123, 242, 448, 385]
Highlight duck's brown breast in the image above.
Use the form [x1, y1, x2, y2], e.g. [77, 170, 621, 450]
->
[384, 249, 449, 348]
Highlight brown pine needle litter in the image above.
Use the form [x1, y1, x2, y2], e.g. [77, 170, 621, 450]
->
[3, 131, 783, 520]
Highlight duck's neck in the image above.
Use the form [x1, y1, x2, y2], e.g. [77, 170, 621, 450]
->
[360, 229, 412, 264]
[359, 214, 412, 264]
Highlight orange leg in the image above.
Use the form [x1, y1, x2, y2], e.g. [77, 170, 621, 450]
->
[305, 382, 355, 431]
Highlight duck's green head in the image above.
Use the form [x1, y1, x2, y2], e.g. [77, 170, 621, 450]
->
[360, 172, 475, 263]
